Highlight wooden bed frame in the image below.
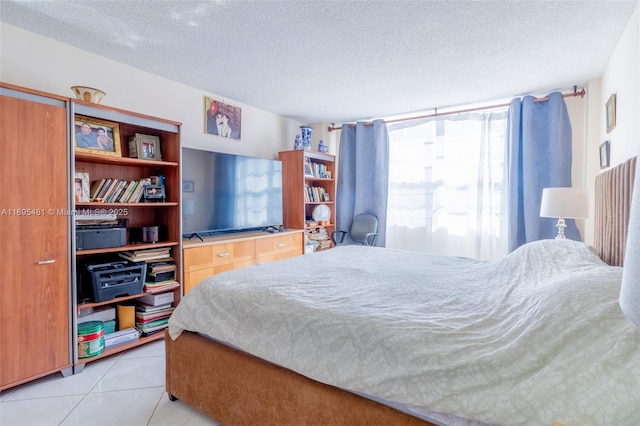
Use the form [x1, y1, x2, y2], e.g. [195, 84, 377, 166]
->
[165, 331, 432, 425]
[166, 157, 637, 425]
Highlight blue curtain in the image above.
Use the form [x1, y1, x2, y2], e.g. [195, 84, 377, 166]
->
[336, 119, 389, 246]
[507, 92, 580, 251]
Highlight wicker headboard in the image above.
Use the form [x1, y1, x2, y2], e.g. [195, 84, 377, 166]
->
[594, 156, 637, 266]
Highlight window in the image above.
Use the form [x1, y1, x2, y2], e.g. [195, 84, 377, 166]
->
[386, 110, 508, 260]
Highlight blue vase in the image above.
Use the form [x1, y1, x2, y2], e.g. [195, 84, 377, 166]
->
[293, 134, 302, 150]
[317, 139, 328, 153]
[300, 126, 313, 151]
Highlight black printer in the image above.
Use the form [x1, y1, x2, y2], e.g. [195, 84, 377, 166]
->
[76, 224, 126, 250]
[80, 261, 146, 302]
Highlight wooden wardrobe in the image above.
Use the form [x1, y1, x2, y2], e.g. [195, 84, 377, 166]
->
[0, 83, 73, 390]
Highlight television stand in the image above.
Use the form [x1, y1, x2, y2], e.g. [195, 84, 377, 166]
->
[182, 229, 304, 294]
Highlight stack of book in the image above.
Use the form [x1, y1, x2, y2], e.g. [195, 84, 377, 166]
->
[119, 247, 172, 262]
[307, 226, 331, 251]
[118, 248, 178, 292]
[144, 262, 178, 292]
[135, 302, 175, 336]
[89, 177, 152, 203]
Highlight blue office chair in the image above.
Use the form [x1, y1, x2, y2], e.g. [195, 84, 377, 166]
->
[331, 213, 379, 246]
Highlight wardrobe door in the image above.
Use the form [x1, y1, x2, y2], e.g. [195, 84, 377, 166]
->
[0, 88, 72, 390]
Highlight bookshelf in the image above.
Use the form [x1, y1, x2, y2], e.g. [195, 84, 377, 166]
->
[72, 100, 182, 369]
[278, 150, 336, 251]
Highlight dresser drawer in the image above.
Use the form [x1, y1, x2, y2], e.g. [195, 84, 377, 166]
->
[183, 230, 304, 293]
[255, 233, 302, 263]
[185, 240, 254, 270]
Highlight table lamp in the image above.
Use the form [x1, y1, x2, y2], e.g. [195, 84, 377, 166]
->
[620, 157, 640, 327]
[540, 187, 589, 239]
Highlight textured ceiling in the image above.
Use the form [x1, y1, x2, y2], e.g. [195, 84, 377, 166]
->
[1, 0, 637, 124]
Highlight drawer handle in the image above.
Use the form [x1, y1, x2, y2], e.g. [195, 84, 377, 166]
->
[217, 252, 230, 257]
[277, 243, 286, 247]
[37, 259, 56, 265]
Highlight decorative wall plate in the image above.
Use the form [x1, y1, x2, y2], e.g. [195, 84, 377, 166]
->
[312, 204, 331, 222]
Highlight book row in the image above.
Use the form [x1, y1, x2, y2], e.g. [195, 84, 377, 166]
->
[89, 177, 153, 203]
[309, 161, 331, 179]
[304, 185, 330, 203]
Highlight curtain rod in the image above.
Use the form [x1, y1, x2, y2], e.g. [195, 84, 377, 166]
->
[327, 86, 586, 132]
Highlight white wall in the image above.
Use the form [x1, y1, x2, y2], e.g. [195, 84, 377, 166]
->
[0, 23, 303, 160]
[583, 1, 640, 244]
[600, 1, 640, 166]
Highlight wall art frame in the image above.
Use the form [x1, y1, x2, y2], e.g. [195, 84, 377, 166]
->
[205, 97, 242, 140]
[599, 140, 611, 169]
[606, 93, 616, 133]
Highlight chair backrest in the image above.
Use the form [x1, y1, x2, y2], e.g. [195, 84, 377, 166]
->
[350, 214, 378, 245]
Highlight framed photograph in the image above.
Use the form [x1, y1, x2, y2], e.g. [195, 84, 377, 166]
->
[182, 180, 195, 193]
[606, 93, 616, 133]
[74, 115, 121, 157]
[74, 171, 90, 202]
[304, 157, 315, 177]
[600, 140, 611, 169]
[205, 97, 242, 140]
[130, 133, 162, 160]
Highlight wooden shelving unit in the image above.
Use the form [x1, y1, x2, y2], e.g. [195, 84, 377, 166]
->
[72, 100, 182, 368]
[278, 150, 336, 250]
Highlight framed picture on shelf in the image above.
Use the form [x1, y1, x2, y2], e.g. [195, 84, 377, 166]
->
[129, 133, 162, 160]
[74, 171, 90, 202]
[74, 115, 121, 157]
[600, 140, 610, 169]
[606, 93, 616, 133]
[304, 157, 315, 177]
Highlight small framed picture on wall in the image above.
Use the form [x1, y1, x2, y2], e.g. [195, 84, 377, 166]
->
[600, 140, 610, 169]
[606, 93, 616, 133]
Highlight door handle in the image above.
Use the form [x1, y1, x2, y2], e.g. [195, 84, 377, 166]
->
[37, 259, 56, 265]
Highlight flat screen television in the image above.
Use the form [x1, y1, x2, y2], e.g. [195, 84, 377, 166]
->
[182, 148, 283, 238]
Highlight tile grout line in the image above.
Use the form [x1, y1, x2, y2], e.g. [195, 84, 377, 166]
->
[57, 348, 127, 425]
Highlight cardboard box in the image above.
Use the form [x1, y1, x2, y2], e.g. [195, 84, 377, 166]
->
[137, 292, 174, 306]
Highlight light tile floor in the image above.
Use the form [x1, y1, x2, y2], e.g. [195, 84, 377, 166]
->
[0, 340, 221, 426]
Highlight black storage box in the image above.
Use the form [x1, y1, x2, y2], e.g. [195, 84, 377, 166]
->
[84, 261, 146, 302]
[76, 227, 126, 250]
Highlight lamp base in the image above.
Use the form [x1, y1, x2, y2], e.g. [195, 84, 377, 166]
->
[555, 217, 567, 239]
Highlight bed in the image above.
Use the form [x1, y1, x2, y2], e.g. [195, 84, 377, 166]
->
[166, 157, 639, 426]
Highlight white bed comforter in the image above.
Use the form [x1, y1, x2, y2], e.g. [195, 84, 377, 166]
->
[169, 239, 640, 425]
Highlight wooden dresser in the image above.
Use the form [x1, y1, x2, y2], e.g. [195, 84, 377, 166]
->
[183, 230, 304, 294]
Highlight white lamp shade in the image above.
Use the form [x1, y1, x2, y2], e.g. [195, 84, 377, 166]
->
[620, 159, 640, 327]
[540, 187, 589, 219]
